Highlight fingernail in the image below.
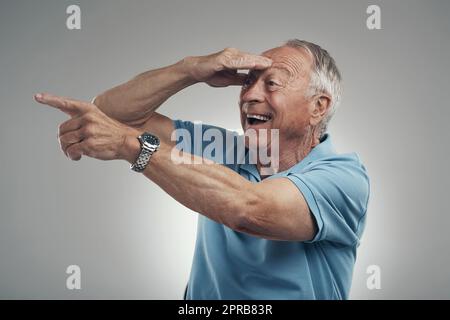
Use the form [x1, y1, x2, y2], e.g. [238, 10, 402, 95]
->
[35, 93, 43, 100]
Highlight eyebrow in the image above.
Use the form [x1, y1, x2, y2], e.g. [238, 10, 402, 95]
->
[248, 66, 291, 79]
[269, 66, 292, 77]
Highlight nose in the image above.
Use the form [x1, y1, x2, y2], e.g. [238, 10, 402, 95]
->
[241, 80, 265, 105]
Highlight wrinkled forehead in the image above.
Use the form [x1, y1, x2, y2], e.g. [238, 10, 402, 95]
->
[260, 46, 313, 79]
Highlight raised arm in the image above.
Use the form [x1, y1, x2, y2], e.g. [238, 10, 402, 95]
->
[92, 48, 273, 143]
[92, 60, 194, 128]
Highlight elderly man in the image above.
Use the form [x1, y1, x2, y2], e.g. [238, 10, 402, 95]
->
[35, 39, 369, 300]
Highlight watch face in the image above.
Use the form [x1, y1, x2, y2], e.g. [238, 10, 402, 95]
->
[141, 132, 160, 146]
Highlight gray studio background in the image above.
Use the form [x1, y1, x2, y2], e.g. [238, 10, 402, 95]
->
[1, 0, 449, 299]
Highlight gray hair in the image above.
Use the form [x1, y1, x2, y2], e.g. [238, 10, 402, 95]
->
[284, 39, 342, 138]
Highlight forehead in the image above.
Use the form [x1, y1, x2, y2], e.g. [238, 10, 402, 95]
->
[260, 46, 313, 78]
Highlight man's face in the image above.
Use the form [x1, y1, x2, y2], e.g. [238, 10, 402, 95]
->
[239, 46, 316, 149]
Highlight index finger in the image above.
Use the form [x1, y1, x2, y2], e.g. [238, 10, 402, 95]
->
[34, 93, 90, 117]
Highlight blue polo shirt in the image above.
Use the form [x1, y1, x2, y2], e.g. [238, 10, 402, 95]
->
[174, 120, 370, 300]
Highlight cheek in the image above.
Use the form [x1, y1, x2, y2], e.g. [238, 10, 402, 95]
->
[270, 93, 312, 131]
[266, 92, 286, 117]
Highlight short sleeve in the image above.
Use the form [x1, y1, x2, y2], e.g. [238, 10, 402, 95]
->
[286, 155, 370, 246]
[173, 120, 241, 166]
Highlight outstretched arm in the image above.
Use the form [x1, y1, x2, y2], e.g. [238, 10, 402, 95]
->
[35, 93, 316, 241]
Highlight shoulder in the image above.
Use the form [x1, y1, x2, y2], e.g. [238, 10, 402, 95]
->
[302, 152, 369, 196]
[288, 151, 370, 217]
[305, 151, 368, 175]
[286, 151, 370, 245]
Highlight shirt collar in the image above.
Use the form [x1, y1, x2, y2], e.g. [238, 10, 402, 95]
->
[239, 133, 336, 181]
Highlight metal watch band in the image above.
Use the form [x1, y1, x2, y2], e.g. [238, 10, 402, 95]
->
[130, 143, 159, 173]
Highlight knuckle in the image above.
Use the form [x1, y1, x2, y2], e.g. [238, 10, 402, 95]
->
[66, 131, 80, 143]
[58, 134, 66, 144]
[214, 60, 225, 71]
[82, 112, 94, 123]
[58, 121, 69, 136]
[82, 124, 94, 136]
[83, 138, 95, 149]
[62, 100, 70, 110]
[221, 48, 233, 60]
[224, 47, 237, 54]
[60, 132, 72, 144]
[64, 139, 74, 149]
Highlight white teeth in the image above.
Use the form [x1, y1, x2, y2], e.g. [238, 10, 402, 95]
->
[246, 114, 271, 121]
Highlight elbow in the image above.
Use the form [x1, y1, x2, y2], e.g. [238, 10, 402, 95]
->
[231, 213, 253, 236]
[230, 190, 317, 242]
[230, 191, 266, 235]
[232, 205, 278, 239]
[233, 213, 258, 235]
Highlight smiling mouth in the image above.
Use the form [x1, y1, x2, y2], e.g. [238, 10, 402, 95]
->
[246, 113, 273, 126]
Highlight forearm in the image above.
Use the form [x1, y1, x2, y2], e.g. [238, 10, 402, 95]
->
[94, 58, 197, 126]
[122, 139, 255, 230]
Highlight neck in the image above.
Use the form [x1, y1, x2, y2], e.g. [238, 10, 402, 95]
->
[257, 126, 321, 178]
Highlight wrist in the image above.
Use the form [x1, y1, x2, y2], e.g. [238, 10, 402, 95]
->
[178, 56, 201, 85]
[121, 129, 142, 164]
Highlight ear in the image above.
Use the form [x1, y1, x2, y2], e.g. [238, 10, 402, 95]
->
[309, 94, 331, 126]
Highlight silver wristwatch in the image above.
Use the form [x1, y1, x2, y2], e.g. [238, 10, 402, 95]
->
[130, 132, 161, 173]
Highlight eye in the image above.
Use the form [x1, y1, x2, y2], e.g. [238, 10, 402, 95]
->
[243, 75, 255, 88]
[266, 79, 280, 89]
